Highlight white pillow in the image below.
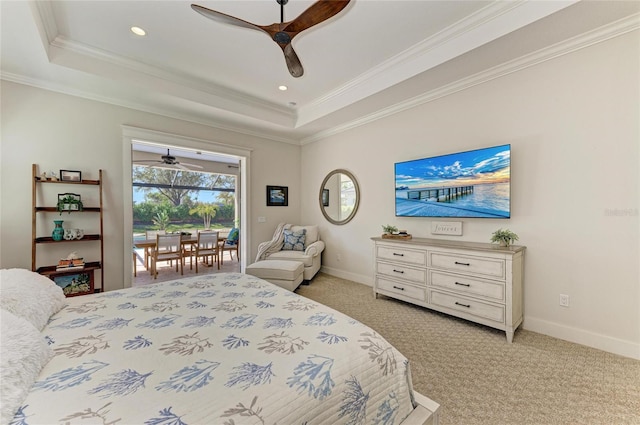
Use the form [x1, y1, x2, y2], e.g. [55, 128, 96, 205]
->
[0, 268, 66, 331]
[291, 225, 319, 244]
[1, 309, 53, 425]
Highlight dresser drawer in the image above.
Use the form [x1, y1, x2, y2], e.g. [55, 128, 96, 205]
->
[429, 290, 505, 324]
[377, 245, 426, 267]
[429, 252, 505, 279]
[376, 277, 426, 302]
[377, 261, 426, 285]
[429, 271, 504, 302]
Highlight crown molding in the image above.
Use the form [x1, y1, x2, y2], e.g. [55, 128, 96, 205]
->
[300, 13, 640, 145]
[0, 71, 300, 146]
[32, 0, 58, 45]
[32, 1, 296, 128]
[49, 36, 292, 120]
[7, 3, 637, 148]
[295, 0, 577, 128]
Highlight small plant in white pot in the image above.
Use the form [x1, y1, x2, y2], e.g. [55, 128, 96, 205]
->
[490, 229, 519, 247]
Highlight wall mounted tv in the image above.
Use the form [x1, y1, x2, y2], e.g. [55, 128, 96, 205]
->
[395, 144, 511, 218]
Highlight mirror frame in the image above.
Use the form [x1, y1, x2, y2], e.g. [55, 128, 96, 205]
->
[319, 169, 360, 225]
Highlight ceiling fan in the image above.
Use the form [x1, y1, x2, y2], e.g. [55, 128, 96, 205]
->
[191, 0, 351, 78]
[134, 149, 204, 171]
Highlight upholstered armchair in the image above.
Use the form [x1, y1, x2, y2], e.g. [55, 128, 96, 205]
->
[256, 224, 325, 280]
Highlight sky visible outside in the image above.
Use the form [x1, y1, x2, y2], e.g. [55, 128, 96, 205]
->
[395, 144, 510, 189]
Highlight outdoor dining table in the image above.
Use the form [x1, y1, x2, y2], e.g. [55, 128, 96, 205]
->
[134, 235, 226, 272]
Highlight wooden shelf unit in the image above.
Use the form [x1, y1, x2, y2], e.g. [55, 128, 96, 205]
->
[31, 164, 104, 293]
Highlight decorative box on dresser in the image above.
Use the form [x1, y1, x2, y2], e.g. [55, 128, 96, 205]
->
[372, 237, 525, 342]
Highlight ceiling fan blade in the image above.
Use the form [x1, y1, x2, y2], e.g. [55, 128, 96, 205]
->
[192, 1, 348, 77]
[191, 4, 266, 34]
[133, 160, 162, 163]
[283, 0, 351, 34]
[179, 162, 204, 170]
[283, 43, 303, 78]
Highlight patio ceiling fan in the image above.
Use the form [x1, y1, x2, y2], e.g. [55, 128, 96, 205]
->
[134, 149, 204, 171]
[191, 0, 351, 77]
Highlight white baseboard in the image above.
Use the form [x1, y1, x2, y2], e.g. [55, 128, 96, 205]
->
[319, 266, 372, 287]
[318, 268, 640, 360]
[524, 316, 640, 360]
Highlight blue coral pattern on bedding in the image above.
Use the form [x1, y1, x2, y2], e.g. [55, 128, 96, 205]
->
[13, 273, 416, 425]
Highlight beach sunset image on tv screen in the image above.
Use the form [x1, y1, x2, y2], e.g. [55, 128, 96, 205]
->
[395, 144, 510, 218]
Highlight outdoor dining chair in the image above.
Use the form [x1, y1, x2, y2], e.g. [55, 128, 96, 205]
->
[192, 231, 220, 273]
[150, 234, 183, 279]
[221, 228, 240, 264]
[144, 229, 167, 269]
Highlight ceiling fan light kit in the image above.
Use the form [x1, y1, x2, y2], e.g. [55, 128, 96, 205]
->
[191, 0, 351, 78]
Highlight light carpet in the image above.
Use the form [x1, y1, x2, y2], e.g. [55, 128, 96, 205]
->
[295, 273, 640, 425]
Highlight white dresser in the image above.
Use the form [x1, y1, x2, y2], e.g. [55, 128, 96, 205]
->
[372, 237, 525, 342]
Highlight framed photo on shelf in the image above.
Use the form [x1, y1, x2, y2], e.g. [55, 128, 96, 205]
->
[60, 169, 82, 182]
[322, 189, 330, 207]
[266, 185, 288, 206]
[52, 270, 94, 297]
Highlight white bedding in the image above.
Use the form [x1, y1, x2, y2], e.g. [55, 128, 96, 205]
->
[12, 273, 417, 425]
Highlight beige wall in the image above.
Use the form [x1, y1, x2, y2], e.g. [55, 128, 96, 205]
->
[301, 31, 639, 359]
[1, 30, 637, 359]
[0, 81, 301, 290]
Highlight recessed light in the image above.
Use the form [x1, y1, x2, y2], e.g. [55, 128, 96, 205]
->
[278, 85, 288, 91]
[131, 26, 146, 36]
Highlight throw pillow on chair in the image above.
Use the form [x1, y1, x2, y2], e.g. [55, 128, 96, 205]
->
[282, 229, 306, 251]
[227, 228, 239, 244]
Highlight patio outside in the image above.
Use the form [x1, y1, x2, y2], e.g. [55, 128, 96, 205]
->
[132, 165, 239, 282]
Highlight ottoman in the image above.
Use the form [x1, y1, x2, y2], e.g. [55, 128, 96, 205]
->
[246, 260, 304, 291]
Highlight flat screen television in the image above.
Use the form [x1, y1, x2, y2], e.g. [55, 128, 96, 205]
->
[395, 144, 510, 218]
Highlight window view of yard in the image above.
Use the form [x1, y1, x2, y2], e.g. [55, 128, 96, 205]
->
[132, 166, 237, 240]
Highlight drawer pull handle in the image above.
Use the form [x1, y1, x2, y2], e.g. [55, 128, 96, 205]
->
[455, 282, 470, 287]
[455, 301, 471, 308]
[454, 261, 470, 266]
[393, 269, 405, 274]
[393, 285, 405, 291]
[393, 253, 405, 257]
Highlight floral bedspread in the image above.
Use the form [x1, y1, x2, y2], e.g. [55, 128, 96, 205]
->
[13, 273, 416, 425]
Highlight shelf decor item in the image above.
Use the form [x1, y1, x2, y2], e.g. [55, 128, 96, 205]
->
[52, 220, 64, 241]
[60, 169, 82, 182]
[57, 252, 85, 271]
[490, 229, 519, 247]
[53, 271, 93, 297]
[381, 224, 398, 235]
[57, 193, 83, 215]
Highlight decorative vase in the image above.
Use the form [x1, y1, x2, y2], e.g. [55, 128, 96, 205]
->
[499, 240, 508, 247]
[52, 220, 64, 241]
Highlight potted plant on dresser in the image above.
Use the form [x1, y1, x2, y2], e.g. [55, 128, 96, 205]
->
[490, 229, 519, 247]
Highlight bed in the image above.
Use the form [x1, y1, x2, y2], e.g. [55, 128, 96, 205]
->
[1, 269, 439, 425]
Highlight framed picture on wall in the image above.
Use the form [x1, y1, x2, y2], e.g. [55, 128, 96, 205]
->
[322, 189, 329, 207]
[266, 185, 288, 206]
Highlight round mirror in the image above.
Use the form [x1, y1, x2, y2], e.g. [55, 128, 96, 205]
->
[319, 169, 360, 225]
